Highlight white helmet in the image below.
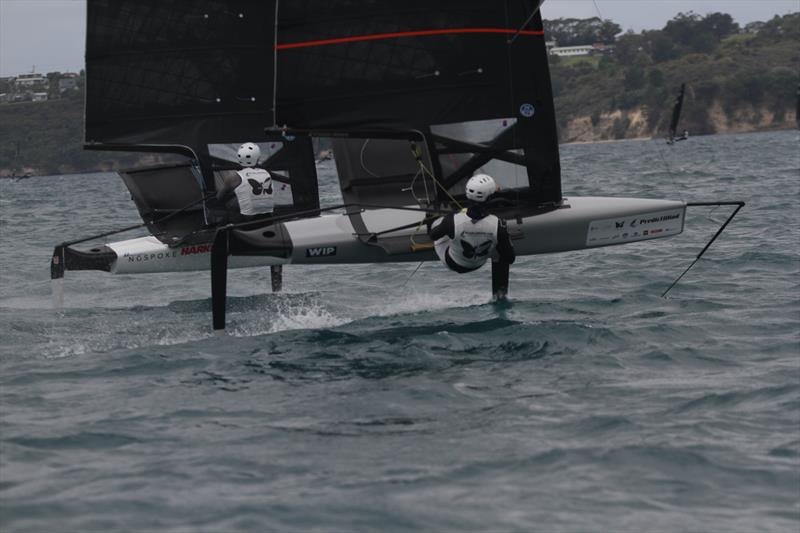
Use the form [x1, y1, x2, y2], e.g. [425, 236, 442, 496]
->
[465, 174, 497, 202]
[237, 142, 261, 167]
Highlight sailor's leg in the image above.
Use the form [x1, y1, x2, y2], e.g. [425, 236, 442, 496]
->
[270, 265, 283, 292]
[491, 260, 510, 301]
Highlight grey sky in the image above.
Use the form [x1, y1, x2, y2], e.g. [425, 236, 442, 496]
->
[1, 0, 798, 77]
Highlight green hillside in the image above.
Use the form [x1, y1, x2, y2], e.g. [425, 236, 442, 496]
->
[0, 89, 177, 176]
[549, 12, 799, 141]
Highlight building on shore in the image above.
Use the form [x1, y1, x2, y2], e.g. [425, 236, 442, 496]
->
[58, 75, 79, 94]
[549, 43, 614, 57]
[0, 71, 83, 104]
[13, 73, 47, 89]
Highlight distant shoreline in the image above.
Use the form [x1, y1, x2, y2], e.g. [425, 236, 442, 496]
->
[0, 128, 796, 181]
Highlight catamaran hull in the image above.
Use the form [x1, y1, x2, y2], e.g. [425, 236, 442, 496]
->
[79, 197, 685, 275]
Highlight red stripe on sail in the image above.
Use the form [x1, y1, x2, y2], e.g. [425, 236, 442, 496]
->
[276, 28, 544, 50]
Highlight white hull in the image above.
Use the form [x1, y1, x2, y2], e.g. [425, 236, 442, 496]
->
[106, 196, 686, 275]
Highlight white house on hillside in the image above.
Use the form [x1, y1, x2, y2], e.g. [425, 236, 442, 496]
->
[14, 73, 47, 88]
[549, 45, 594, 57]
[549, 43, 615, 58]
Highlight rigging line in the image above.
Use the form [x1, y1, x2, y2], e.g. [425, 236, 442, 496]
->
[404, 166, 428, 205]
[221, 202, 453, 232]
[504, 2, 521, 208]
[408, 165, 432, 205]
[420, 163, 432, 204]
[359, 139, 382, 178]
[412, 139, 433, 205]
[414, 140, 434, 205]
[400, 261, 425, 291]
[352, 216, 438, 238]
[591, 0, 605, 20]
[651, 138, 684, 203]
[661, 201, 745, 298]
[59, 192, 216, 248]
[408, 207, 432, 248]
[421, 159, 463, 209]
[508, 6, 539, 44]
[272, 1, 279, 127]
[705, 205, 721, 223]
[172, 203, 454, 247]
[410, 142, 463, 209]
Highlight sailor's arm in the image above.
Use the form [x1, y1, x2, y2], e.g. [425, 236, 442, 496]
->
[216, 172, 242, 202]
[495, 219, 516, 264]
[428, 214, 455, 241]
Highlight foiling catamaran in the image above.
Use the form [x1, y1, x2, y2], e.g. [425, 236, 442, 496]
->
[667, 83, 689, 144]
[52, 0, 743, 331]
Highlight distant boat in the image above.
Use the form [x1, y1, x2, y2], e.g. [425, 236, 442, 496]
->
[667, 83, 689, 144]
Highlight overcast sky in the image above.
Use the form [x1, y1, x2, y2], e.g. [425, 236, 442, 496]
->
[1, 0, 798, 77]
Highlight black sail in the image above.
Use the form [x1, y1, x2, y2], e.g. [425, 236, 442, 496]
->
[669, 83, 686, 141]
[276, 0, 560, 204]
[85, 0, 560, 204]
[85, 0, 276, 151]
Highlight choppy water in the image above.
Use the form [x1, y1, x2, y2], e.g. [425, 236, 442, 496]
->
[1, 130, 798, 532]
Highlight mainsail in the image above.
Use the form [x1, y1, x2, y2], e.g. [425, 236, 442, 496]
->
[85, 0, 560, 206]
[667, 83, 686, 144]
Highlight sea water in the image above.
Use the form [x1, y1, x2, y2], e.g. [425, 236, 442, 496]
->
[0, 130, 798, 531]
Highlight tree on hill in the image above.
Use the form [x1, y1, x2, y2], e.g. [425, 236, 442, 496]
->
[757, 12, 800, 39]
[544, 17, 621, 45]
[663, 12, 739, 54]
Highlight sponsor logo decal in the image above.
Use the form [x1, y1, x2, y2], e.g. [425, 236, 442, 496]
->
[633, 213, 681, 226]
[181, 244, 213, 256]
[306, 246, 337, 257]
[124, 251, 178, 262]
[586, 208, 683, 247]
[519, 103, 535, 117]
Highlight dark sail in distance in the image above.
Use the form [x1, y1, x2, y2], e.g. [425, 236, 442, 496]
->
[668, 83, 686, 142]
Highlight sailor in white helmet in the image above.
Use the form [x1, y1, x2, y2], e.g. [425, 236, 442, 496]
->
[216, 142, 275, 220]
[428, 173, 515, 274]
